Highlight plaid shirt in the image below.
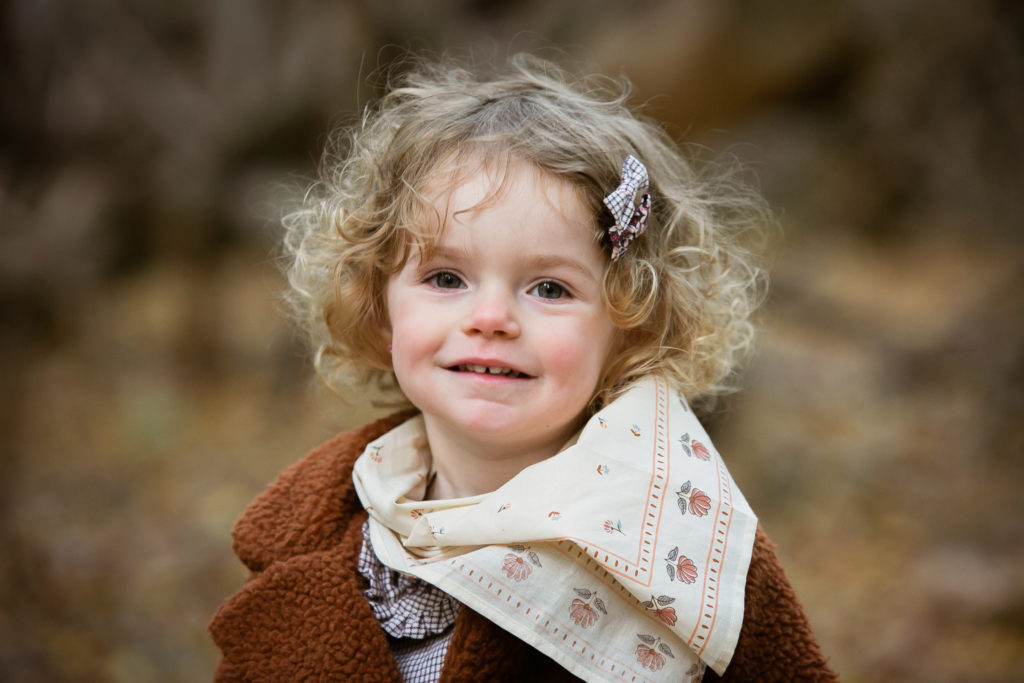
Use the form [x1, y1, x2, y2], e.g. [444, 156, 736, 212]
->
[358, 521, 461, 683]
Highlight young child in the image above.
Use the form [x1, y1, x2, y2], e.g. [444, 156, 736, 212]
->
[210, 55, 835, 682]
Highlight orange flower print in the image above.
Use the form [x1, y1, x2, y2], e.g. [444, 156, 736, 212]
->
[502, 554, 532, 581]
[603, 519, 625, 534]
[691, 439, 711, 461]
[678, 433, 711, 460]
[570, 599, 599, 627]
[675, 481, 711, 518]
[642, 594, 678, 626]
[568, 588, 606, 628]
[675, 557, 698, 584]
[688, 488, 711, 516]
[635, 644, 665, 671]
[655, 605, 678, 626]
[665, 546, 699, 584]
[635, 634, 674, 670]
[410, 508, 424, 519]
[503, 545, 542, 581]
[368, 444, 383, 463]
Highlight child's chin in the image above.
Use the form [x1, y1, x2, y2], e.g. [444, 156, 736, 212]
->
[451, 413, 529, 438]
[451, 412, 571, 450]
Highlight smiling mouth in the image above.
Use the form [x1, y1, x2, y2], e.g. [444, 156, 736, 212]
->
[449, 363, 531, 379]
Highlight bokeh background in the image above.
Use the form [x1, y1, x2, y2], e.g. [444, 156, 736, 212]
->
[2, 1, 1022, 681]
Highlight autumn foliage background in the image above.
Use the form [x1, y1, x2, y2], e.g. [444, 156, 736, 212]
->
[2, 2, 1022, 681]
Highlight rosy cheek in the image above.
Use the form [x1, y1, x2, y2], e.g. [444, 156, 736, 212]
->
[547, 339, 597, 376]
[389, 302, 421, 336]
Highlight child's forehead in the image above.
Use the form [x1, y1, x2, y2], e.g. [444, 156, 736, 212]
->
[404, 156, 604, 261]
[416, 154, 588, 225]
[439, 158, 581, 214]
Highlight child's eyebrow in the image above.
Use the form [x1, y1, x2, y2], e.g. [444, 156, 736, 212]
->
[418, 245, 472, 265]
[523, 254, 601, 280]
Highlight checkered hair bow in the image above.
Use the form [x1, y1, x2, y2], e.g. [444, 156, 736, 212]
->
[603, 155, 651, 261]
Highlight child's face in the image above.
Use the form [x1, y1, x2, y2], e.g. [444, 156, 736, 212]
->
[385, 161, 618, 461]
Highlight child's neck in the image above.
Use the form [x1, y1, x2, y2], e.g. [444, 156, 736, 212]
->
[421, 420, 578, 500]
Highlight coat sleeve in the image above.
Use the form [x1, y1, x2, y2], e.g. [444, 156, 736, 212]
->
[209, 411, 417, 682]
[706, 526, 838, 682]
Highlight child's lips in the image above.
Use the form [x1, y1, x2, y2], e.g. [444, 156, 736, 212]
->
[445, 360, 532, 379]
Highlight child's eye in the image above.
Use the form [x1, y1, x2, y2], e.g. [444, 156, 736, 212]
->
[531, 281, 567, 300]
[428, 271, 464, 289]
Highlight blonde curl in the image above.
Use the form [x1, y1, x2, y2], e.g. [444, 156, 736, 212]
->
[282, 53, 770, 412]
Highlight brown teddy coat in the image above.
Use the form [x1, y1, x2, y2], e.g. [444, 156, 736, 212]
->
[210, 412, 837, 682]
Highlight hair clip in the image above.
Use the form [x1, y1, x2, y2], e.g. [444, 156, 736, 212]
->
[603, 155, 651, 261]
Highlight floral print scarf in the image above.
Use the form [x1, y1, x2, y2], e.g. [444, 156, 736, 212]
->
[352, 376, 757, 682]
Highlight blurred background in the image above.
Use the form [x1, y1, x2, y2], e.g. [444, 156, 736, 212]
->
[2, 0, 1022, 680]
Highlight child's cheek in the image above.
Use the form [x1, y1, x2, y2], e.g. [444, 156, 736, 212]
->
[545, 337, 595, 376]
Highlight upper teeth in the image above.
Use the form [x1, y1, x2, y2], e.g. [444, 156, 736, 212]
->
[461, 364, 519, 376]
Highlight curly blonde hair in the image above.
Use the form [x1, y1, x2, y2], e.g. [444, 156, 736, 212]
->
[284, 54, 769, 411]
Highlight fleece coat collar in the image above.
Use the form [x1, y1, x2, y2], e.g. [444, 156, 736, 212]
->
[209, 411, 837, 682]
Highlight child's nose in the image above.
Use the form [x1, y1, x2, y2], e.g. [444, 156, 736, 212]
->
[461, 289, 521, 338]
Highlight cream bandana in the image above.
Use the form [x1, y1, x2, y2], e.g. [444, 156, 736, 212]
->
[353, 376, 757, 682]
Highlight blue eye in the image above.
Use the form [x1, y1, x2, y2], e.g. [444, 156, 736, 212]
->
[429, 271, 463, 289]
[532, 281, 566, 300]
